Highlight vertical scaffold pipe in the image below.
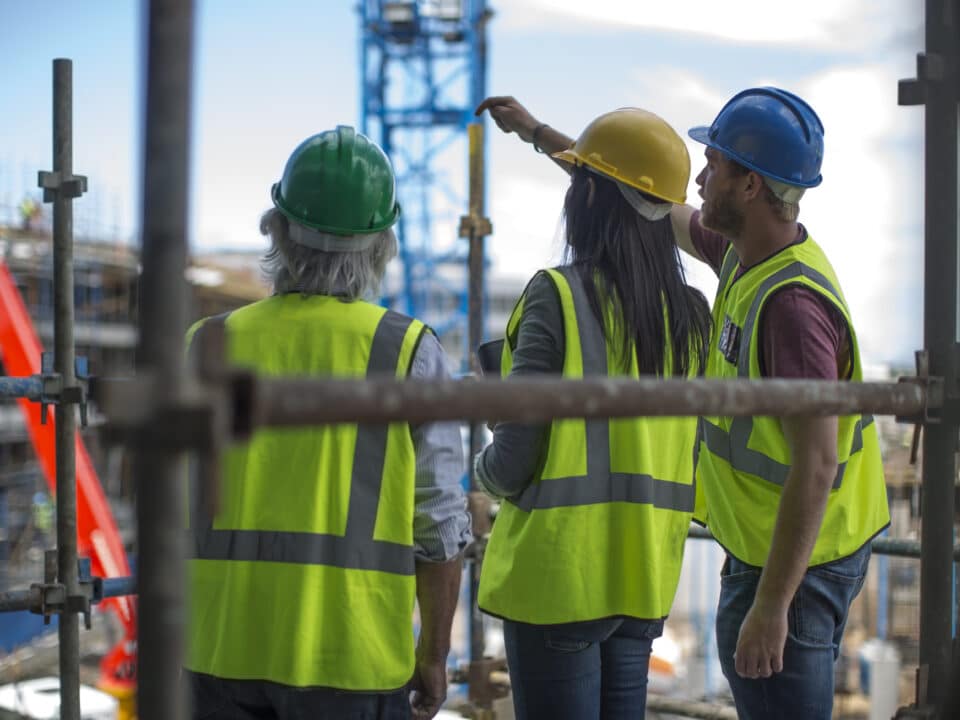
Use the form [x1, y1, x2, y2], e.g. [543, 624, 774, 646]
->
[136, 2, 195, 719]
[918, 0, 960, 711]
[51, 57, 81, 720]
[465, 122, 487, 669]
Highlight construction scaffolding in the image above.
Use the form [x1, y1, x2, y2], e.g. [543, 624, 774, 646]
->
[0, 1, 957, 719]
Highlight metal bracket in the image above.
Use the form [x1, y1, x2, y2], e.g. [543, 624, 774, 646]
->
[37, 352, 90, 427]
[899, 52, 949, 106]
[28, 551, 100, 628]
[458, 214, 493, 239]
[37, 169, 88, 202]
[896, 351, 947, 463]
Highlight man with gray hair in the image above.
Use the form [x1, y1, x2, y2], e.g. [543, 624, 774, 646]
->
[184, 126, 471, 720]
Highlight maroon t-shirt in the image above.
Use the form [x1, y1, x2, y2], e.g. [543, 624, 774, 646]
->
[690, 211, 850, 380]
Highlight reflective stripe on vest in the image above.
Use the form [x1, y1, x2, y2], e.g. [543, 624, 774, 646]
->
[697, 237, 889, 567]
[507, 266, 695, 514]
[701, 259, 872, 489]
[479, 266, 699, 624]
[190, 309, 416, 576]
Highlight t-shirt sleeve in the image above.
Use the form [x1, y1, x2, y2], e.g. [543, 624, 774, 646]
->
[689, 210, 731, 277]
[759, 285, 851, 380]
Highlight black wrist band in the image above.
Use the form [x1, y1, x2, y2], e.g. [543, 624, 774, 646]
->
[532, 123, 549, 154]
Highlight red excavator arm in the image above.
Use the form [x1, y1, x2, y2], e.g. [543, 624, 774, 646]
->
[0, 260, 136, 695]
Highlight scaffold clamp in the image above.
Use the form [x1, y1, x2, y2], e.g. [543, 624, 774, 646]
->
[37, 169, 88, 202]
[28, 552, 101, 629]
[38, 352, 90, 427]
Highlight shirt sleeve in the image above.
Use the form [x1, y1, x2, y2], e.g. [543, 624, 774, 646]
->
[474, 271, 564, 498]
[409, 330, 473, 562]
[758, 285, 851, 380]
[690, 210, 731, 277]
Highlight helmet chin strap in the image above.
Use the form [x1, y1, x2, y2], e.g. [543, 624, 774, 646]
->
[764, 177, 806, 204]
[288, 221, 381, 251]
[615, 180, 673, 221]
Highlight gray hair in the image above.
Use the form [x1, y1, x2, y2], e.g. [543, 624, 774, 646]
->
[259, 208, 397, 300]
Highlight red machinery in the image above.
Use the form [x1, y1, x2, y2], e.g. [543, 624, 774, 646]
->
[0, 261, 136, 696]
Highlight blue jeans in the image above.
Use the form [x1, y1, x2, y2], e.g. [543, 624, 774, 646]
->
[503, 616, 664, 720]
[186, 670, 410, 720]
[716, 543, 871, 720]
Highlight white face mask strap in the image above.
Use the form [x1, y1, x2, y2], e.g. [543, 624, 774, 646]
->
[288, 222, 378, 252]
[764, 178, 806, 204]
[615, 180, 673, 221]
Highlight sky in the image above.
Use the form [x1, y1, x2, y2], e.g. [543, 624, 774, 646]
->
[0, 0, 926, 366]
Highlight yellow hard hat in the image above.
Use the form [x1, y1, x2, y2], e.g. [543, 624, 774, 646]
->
[553, 108, 690, 204]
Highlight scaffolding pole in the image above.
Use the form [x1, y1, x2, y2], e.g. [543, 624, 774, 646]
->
[236, 376, 926, 427]
[45, 57, 82, 720]
[897, 0, 960, 712]
[135, 2, 195, 719]
[462, 121, 491, 693]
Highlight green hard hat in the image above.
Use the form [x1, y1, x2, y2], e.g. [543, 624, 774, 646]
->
[271, 126, 401, 236]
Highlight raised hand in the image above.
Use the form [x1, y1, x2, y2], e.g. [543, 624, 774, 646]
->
[475, 95, 540, 143]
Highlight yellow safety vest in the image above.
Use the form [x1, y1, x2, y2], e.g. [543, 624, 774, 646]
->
[695, 237, 889, 567]
[479, 267, 699, 624]
[184, 294, 426, 690]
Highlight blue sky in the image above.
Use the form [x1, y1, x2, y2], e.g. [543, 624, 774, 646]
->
[0, 1, 925, 365]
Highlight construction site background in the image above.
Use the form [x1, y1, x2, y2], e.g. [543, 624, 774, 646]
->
[0, 195, 939, 719]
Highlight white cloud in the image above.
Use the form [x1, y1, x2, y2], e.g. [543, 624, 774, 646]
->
[501, 0, 915, 53]
[798, 65, 922, 364]
[487, 173, 568, 280]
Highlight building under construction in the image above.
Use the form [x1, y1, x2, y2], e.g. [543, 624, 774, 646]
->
[0, 2, 958, 720]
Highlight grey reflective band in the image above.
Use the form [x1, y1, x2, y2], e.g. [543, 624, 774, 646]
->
[508, 266, 695, 513]
[701, 415, 874, 490]
[718, 247, 739, 294]
[736, 261, 844, 378]
[191, 310, 419, 576]
[512, 472, 696, 512]
[704, 261, 869, 489]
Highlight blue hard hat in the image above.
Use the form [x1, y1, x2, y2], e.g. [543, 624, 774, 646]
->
[688, 87, 824, 188]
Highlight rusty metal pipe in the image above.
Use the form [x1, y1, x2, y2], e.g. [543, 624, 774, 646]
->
[255, 376, 925, 426]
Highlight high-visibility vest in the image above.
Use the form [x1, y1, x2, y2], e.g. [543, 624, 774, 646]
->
[694, 237, 889, 567]
[184, 294, 426, 691]
[478, 266, 699, 624]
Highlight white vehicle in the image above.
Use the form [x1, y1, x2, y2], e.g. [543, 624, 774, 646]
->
[0, 678, 118, 720]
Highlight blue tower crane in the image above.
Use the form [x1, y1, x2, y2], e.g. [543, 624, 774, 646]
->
[359, 0, 491, 357]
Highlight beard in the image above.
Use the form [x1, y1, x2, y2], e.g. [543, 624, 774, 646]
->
[701, 186, 744, 238]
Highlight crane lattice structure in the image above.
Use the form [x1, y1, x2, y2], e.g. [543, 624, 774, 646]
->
[359, 0, 491, 355]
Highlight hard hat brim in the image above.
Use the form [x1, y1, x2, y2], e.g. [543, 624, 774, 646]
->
[551, 149, 685, 204]
[687, 125, 822, 189]
[687, 126, 712, 146]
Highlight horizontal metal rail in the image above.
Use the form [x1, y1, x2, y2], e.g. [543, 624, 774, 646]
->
[0, 376, 43, 401]
[253, 376, 925, 426]
[647, 696, 738, 720]
[0, 575, 136, 613]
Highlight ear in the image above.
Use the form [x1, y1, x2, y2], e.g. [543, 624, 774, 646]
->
[741, 171, 765, 202]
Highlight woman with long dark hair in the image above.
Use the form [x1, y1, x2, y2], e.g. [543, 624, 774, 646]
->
[474, 108, 711, 720]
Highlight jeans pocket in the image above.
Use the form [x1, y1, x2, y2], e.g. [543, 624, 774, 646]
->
[791, 566, 865, 647]
[544, 632, 592, 654]
[720, 566, 761, 587]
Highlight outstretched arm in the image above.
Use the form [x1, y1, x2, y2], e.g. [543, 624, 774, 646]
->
[475, 96, 574, 170]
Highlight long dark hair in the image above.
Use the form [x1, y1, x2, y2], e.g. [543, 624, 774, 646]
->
[563, 166, 711, 377]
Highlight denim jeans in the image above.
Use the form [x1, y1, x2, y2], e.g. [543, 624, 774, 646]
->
[716, 543, 871, 720]
[503, 616, 664, 720]
[186, 670, 410, 720]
